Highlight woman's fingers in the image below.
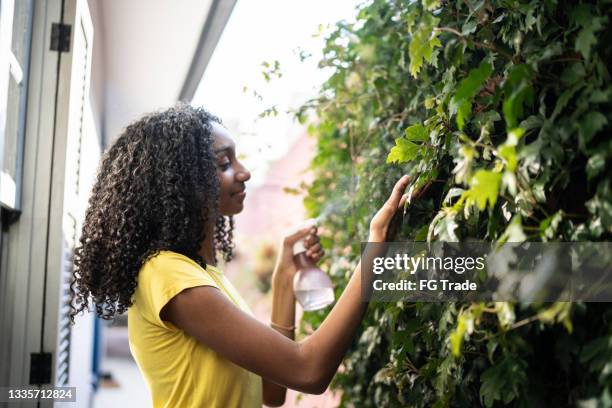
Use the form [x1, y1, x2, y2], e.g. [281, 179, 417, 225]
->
[306, 243, 322, 254]
[378, 175, 411, 220]
[304, 233, 320, 247]
[306, 245, 324, 260]
[283, 225, 317, 247]
[303, 231, 324, 260]
[399, 192, 410, 209]
[386, 175, 411, 208]
[369, 175, 414, 239]
[395, 178, 431, 210]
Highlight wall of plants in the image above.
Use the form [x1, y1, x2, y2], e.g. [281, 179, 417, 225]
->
[299, 0, 611, 406]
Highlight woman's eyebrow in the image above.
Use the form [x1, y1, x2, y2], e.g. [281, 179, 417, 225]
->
[214, 146, 233, 155]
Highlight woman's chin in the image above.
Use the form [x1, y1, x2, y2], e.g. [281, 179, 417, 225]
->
[220, 205, 244, 216]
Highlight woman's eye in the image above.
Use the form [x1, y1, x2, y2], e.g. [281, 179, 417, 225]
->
[218, 161, 231, 171]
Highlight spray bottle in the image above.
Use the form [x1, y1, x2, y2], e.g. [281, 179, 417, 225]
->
[292, 219, 334, 311]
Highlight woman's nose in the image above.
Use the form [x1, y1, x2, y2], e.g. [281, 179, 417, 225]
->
[236, 163, 251, 182]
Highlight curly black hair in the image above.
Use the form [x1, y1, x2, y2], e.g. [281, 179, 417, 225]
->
[70, 103, 235, 323]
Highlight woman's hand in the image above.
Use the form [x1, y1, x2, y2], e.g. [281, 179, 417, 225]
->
[266, 222, 325, 404]
[274, 224, 325, 279]
[368, 175, 413, 242]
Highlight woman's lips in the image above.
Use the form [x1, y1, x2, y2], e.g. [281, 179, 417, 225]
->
[234, 191, 246, 200]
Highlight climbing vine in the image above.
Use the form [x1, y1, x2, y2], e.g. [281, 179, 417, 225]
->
[299, 0, 612, 406]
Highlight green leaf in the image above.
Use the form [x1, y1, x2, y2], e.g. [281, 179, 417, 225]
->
[576, 25, 599, 60]
[475, 111, 502, 126]
[498, 145, 517, 171]
[480, 356, 527, 407]
[506, 127, 525, 146]
[570, 4, 604, 60]
[462, 20, 478, 35]
[590, 88, 612, 103]
[386, 138, 422, 163]
[452, 61, 493, 129]
[487, 340, 499, 363]
[466, 170, 502, 210]
[550, 83, 583, 121]
[503, 83, 534, 129]
[495, 302, 516, 329]
[570, 4, 592, 27]
[424, 96, 435, 109]
[499, 215, 526, 243]
[580, 335, 612, 376]
[537, 302, 573, 333]
[454, 62, 493, 101]
[579, 111, 607, 145]
[540, 211, 563, 239]
[503, 65, 534, 129]
[456, 99, 472, 130]
[408, 14, 441, 77]
[405, 124, 429, 142]
[560, 63, 586, 86]
[422, 0, 440, 11]
[450, 311, 470, 357]
[586, 153, 606, 179]
[413, 224, 429, 241]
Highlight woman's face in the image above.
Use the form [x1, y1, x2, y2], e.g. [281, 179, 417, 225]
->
[211, 122, 251, 216]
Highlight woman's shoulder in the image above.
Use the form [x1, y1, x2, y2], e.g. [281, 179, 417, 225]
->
[143, 250, 201, 270]
[137, 250, 209, 285]
[140, 250, 224, 280]
[134, 250, 221, 304]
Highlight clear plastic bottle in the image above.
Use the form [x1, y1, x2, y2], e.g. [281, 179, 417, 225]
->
[292, 221, 334, 311]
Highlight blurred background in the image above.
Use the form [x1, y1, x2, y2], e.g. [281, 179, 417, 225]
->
[0, 0, 356, 406]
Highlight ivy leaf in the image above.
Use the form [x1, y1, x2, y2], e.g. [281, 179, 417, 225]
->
[466, 170, 502, 210]
[498, 215, 527, 243]
[462, 20, 478, 35]
[576, 24, 600, 60]
[487, 340, 499, 363]
[454, 61, 493, 101]
[579, 111, 607, 145]
[456, 99, 472, 130]
[450, 311, 470, 357]
[451, 61, 493, 129]
[570, 4, 604, 60]
[405, 123, 429, 142]
[569, 4, 592, 27]
[422, 0, 440, 11]
[537, 302, 573, 333]
[503, 65, 534, 129]
[480, 356, 527, 407]
[503, 85, 534, 129]
[580, 335, 612, 378]
[498, 145, 517, 171]
[408, 14, 441, 77]
[413, 224, 429, 241]
[586, 153, 606, 179]
[386, 138, 422, 163]
[495, 302, 516, 329]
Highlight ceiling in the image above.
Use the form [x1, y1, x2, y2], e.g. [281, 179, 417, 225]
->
[93, 0, 235, 141]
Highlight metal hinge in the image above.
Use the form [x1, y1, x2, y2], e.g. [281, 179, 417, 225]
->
[29, 352, 52, 384]
[50, 23, 71, 52]
[1, 207, 21, 228]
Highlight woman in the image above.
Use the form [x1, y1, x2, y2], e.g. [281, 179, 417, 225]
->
[70, 103, 413, 407]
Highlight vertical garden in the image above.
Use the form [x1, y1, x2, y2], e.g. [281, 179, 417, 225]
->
[300, 0, 612, 406]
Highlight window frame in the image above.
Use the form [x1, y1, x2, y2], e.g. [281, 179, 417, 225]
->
[0, 0, 34, 213]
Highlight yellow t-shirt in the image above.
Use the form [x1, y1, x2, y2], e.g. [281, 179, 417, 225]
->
[128, 250, 262, 408]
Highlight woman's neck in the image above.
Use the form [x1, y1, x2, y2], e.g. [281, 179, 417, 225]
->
[198, 222, 216, 266]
